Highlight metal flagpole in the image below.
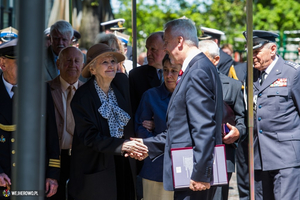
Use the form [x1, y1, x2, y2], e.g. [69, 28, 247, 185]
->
[131, 0, 137, 69]
[246, 0, 254, 199]
[12, 0, 46, 199]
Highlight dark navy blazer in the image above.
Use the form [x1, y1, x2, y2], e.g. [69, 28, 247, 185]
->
[135, 84, 171, 182]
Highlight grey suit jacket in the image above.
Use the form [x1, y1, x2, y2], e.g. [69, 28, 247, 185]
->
[48, 76, 84, 149]
[45, 46, 59, 81]
[144, 53, 223, 191]
[219, 73, 246, 172]
[253, 56, 300, 171]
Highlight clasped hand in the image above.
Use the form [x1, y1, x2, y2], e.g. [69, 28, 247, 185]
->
[122, 138, 148, 160]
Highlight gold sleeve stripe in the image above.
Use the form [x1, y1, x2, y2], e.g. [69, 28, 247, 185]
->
[49, 163, 60, 168]
[49, 159, 60, 168]
[0, 124, 16, 132]
[49, 159, 60, 163]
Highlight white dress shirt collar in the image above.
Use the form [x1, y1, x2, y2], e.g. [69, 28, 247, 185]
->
[181, 49, 201, 72]
[2, 75, 16, 98]
[60, 76, 79, 92]
[264, 55, 279, 77]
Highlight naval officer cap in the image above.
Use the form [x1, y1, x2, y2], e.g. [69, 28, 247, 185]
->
[243, 30, 279, 50]
[0, 26, 18, 43]
[199, 27, 224, 41]
[101, 18, 126, 32]
[0, 38, 18, 59]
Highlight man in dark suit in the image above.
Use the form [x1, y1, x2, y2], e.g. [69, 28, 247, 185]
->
[0, 39, 60, 198]
[200, 27, 234, 76]
[132, 18, 223, 200]
[129, 31, 165, 114]
[244, 30, 300, 199]
[45, 20, 74, 81]
[199, 40, 246, 200]
[48, 47, 84, 200]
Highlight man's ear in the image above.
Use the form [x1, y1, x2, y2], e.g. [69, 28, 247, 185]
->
[270, 44, 277, 56]
[213, 55, 220, 66]
[0, 57, 6, 71]
[178, 36, 184, 46]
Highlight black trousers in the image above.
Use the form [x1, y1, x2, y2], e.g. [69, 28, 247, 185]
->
[236, 137, 250, 200]
[50, 149, 73, 200]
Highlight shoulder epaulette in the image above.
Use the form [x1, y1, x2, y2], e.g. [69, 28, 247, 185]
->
[285, 61, 300, 69]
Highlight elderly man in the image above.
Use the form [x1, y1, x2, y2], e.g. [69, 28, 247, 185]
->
[198, 40, 246, 200]
[48, 47, 84, 200]
[129, 31, 165, 114]
[45, 20, 74, 81]
[200, 27, 234, 76]
[0, 39, 60, 198]
[132, 18, 223, 200]
[244, 30, 300, 200]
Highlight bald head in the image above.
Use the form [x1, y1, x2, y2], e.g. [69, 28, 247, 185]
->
[57, 47, 84, 84]
[146, 32, 165, 69]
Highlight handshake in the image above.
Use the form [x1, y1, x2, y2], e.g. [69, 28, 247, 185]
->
[122, 138, 149, 160]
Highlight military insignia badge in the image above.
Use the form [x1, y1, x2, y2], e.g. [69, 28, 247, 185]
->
[270, 78, 287, 87]
[0, 135, 6, 143]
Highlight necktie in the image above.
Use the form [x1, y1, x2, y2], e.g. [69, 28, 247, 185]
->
[66, 85, 75, 135]
[54, 56, 60, 75]
[11, 86, 17, 99]
[176, 70, 184, 85]
[260, 71, 266, 85]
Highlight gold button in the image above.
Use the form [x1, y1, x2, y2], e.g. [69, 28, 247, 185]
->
[12, 150, 15, 154]
[13, 163, 15, 167]
[11, 138, 15, 142]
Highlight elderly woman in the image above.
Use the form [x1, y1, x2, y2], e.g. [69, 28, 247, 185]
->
[95, 33, 133, 74]
[68, 43, 147, 200]
[135, 54, 181, 200]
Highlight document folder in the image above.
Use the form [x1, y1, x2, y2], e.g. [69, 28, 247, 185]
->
[171, 145, 227, 189]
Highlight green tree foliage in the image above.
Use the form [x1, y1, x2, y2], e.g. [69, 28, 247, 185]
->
[114, 0, 300, 51]
[254, 0, 300, 32]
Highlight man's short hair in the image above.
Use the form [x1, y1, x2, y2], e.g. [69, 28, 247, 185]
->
[164, 19, 198, 47]
[50, 20, 74, 40]
[198, 40, 220, 59]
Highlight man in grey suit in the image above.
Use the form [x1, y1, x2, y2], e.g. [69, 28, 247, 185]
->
[45, 20, 74, 81]
[199, 40, 246, 200]
[244, 30, 300, 199]
[131, 18, 223, 200]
